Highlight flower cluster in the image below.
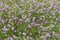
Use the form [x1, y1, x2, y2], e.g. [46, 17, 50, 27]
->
[0, 0, 60, 40]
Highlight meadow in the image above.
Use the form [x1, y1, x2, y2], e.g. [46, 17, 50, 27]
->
[0, 0, 60, 40]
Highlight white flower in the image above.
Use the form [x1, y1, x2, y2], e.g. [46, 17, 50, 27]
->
[22, 14, 27, 19]
[22, 32, 26, 36]
[11, 27, 14, 30]
[5, 37, 13, 40]
[25, 18, 30, 22]
[7, 24, 11, 27]
[56, 16, 60, 21]
[46, 33, 50, 37]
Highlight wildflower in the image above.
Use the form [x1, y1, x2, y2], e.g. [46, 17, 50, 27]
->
[27, 24, 32, 29]
[22, 14, 27, 19]
[12, 16, 18, 21]
[45, 0, 48, 2]
[38, 2, 45, 7]
[42, 27, 48, 31]
[54, 5, 60, 12]
[25, 18, 30, 22]
[2, 26, 8, 34]
[1, 20, 5, 24]
[28, 6, 35, 12]
[40, 36, 46, 40]
[50, 11, 55, 16]
[38, 31, 41, 34]
[7, 24, 11, 27]
[46, 33, 50, 38]
[56, 16, 60, 21]
[32, 17, 36, 22]
[52, 31, 55, 38]
[22, 32, 26, 36]
[2, 4, 9, 11]
[12, 35, 18, 39]
[28, 13, 31, 17]
[43, 8, 49, 12]
[42, 21, 47, 24]
[6, 37, 13, 40]
[30, 32, 32, 35]
[49, 2, 54, 9]
[11, 27, 14, 31]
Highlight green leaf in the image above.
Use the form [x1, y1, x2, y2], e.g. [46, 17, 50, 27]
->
[30, 26, 38, 35]
[7, 29, 14, 36]
[25, 3, 30, 10]
[17, 23, 27, 31]
[7, 1, 13, 6]
[52, 25, 59, 32]
[37, 0, 44, 2]
[31, 12, 44, 17]
[17, 14, 22, 18]
[0, 32, 6, 39]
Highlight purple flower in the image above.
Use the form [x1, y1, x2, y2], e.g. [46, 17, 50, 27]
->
[27, 24, 32, 29]
[50, 2, 54, 8]
[2, 26, 8, 34]
[31, 22, 36, 26]
[28, 6, 35, 12]
[54, 5, 60, 11]
[12, 16, 18, 21]
[42, 21, 47, 24]
[2, 4, 9, 11]
[42, 27, 48, 31]
[25, 18, 30, 22]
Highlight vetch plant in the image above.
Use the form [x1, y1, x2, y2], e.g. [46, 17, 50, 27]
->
[0, 0, 60, 40]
